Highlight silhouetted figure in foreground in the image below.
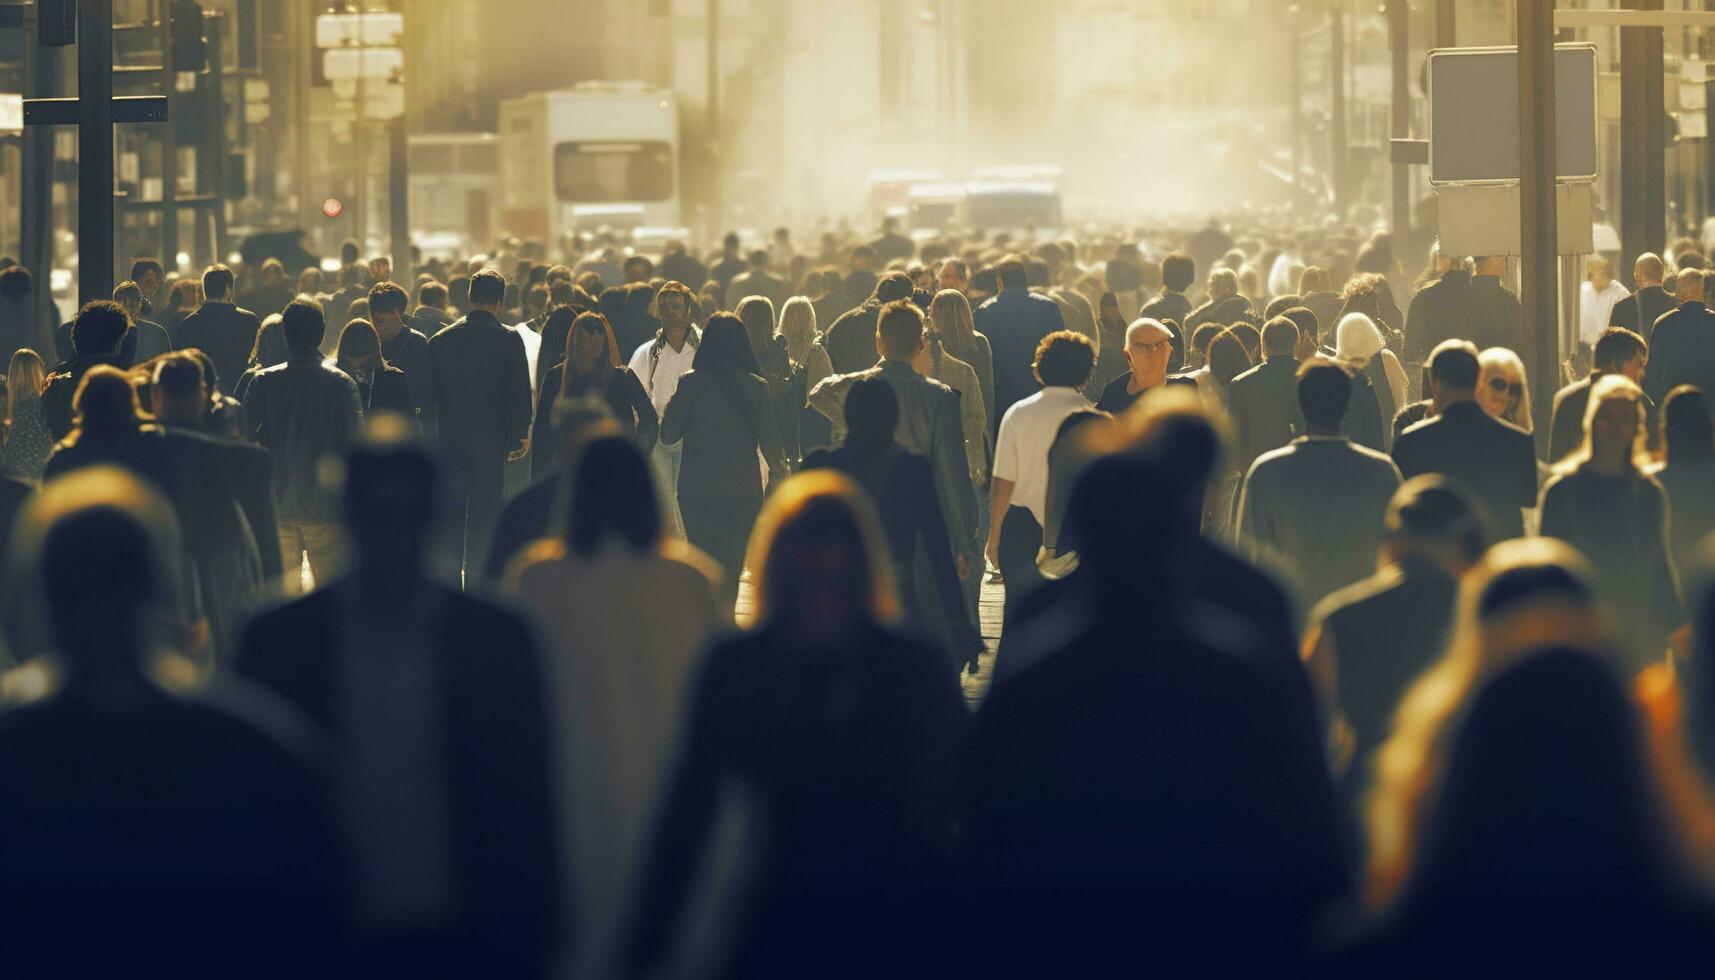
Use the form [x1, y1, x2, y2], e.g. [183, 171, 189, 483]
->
[238, 429, 560, 976]
[625, 473, 967, 979]
[967, 453, 1347, 974]
[42, 299, 131, 440]
[508, 434, 725, 979]
[805, 377, 982, 667]
[1340, 541, 1713, 976]
[0, 467, 334, 977]
[1304, 476, 1485, 812]
[421, 269, 534, 580]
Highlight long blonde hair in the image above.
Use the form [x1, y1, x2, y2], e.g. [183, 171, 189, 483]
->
[1556, 373, 1649, 476]
[1365, 538, 1615, 905]
[5, 348, 46, 424]
[744, 470, 899, 628]
[929, 289, 978, 359]
[1478, 347, 1534, 434]
[778, 296, 819, 366]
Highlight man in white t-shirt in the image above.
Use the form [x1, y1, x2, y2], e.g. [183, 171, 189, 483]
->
[987, 330, 1096, 625]
[1579, 256, 1631, 354]
[628, 281, 701, 537]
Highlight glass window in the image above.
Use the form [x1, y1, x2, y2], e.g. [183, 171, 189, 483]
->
[410, 143, 454, 175]
[553, 141, 674, 203]
[458, 142, 499, 175]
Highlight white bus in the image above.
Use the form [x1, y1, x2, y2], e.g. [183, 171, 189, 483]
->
[497, 82, 680, 255]
[407, 132, 499, 258]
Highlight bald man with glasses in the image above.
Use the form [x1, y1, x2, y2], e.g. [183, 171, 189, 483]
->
[1094, 318, 1195, 415]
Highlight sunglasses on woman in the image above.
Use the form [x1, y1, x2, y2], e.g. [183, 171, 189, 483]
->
[1487, 376, 1523, 398]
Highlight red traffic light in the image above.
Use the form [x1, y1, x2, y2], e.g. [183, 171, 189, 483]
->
[321, 198, 344, 218]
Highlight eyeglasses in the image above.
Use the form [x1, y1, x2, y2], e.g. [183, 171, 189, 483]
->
[1486, 376, 1524, 397]
[1131, 339, 1173, 354]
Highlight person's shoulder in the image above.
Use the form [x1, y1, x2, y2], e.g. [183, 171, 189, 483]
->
[1166, 373, 1197, 388]
[1100, 372, 1131, 398]
[1245, 443, 1297, 478]
[233, 306, 260, 322]
[1228, 362, 1265, 388]
[1347, 440, 1401, 469]
[1310, 567, 1400, 628]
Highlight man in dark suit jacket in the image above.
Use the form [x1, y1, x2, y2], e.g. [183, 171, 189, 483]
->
[823, 271, 915, 375]
[965, 454, 1347, 974]
[1609, 252, 1676, 342]
[1303, 476, 1484, 807]
[975, 258, 1067, 435]
[1549, 326, 1651, 463]
[237, 437, 559, 976]
[172, 264, 261, 395]
[1405, 259, 1471, 363]
[1644, 269, 1715, 404]
[1464, 255, 1523, 353]
[421, 269, 534, 578]
[724, 248, 788, 310]
[1225, 317, 1305, 470]
[1392, 341, 1537, 541]
[42, 300, 131, 440]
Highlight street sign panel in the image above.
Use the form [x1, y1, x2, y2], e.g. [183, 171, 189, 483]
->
[1428, 44, 1599, 185]
[315, 11, 403, 49]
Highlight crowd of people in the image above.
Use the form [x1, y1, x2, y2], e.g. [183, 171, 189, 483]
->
[2, 211, 1715, 974]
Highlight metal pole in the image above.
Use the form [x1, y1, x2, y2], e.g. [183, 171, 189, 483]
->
[1436, 0, 1456, 47]
[389, 115, 408, 281]
[1388, 0, 1409, 235]
[1519, 0, 1559, 441]
[159, 0, 178, 274]
[207, 12, 227, 263]
[1620, 0, 1665, 285]
[78, 0, 116, 305]
[1330, 0, 1347, 214]
[22, 10, 62, 347]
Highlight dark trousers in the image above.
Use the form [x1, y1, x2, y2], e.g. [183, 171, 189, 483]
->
[998, 505, 1044, 628]
[680, 493, 762, 610]
[445, 454, 505, 585]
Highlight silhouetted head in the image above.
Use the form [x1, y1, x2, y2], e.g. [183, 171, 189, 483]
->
[693, 313, 759, 374]
[843, 377, 899, 448]
[280, 298, 327, 356]
[1383, 476, 1488, 575]
[201, 264, 235, 302]
[1427, 340, 1481, 401]
[1296, 359, 1352, 432]
[1663, 386, 1715, 465]
[874, 271, 915, 304]
[1369, 538, 1621, 903]
[341, 417, 439, 579]
[70, 300, 130, 359]
[1592, 327, 1648, 383]
[151, 353, 207, 426]
[1400, 649, 1670, 916]
[9, 466, 185, 679]
[467, 269, 506, 311]
[1065, 451, 1188, 607]
[1161, 252, 1194, 293]
[746, 471, 898, 636]
[562, 434, 660, 559]
[71, 366, 141, 437]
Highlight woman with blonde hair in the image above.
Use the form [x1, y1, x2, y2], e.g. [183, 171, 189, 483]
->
[930, 288, 994, 430]
[1350, 539, 1708, 972]
[1475, 347, 1535, 436]
[1539, 374, 1682, 669]
[778, 295, 834, 453]
[0, 349, 51, 482]
[624, 472, 966, 977]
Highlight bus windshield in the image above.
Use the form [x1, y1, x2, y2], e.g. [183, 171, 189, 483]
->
[555, 141, 674, 203]
[968, 191, 1062, 230]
